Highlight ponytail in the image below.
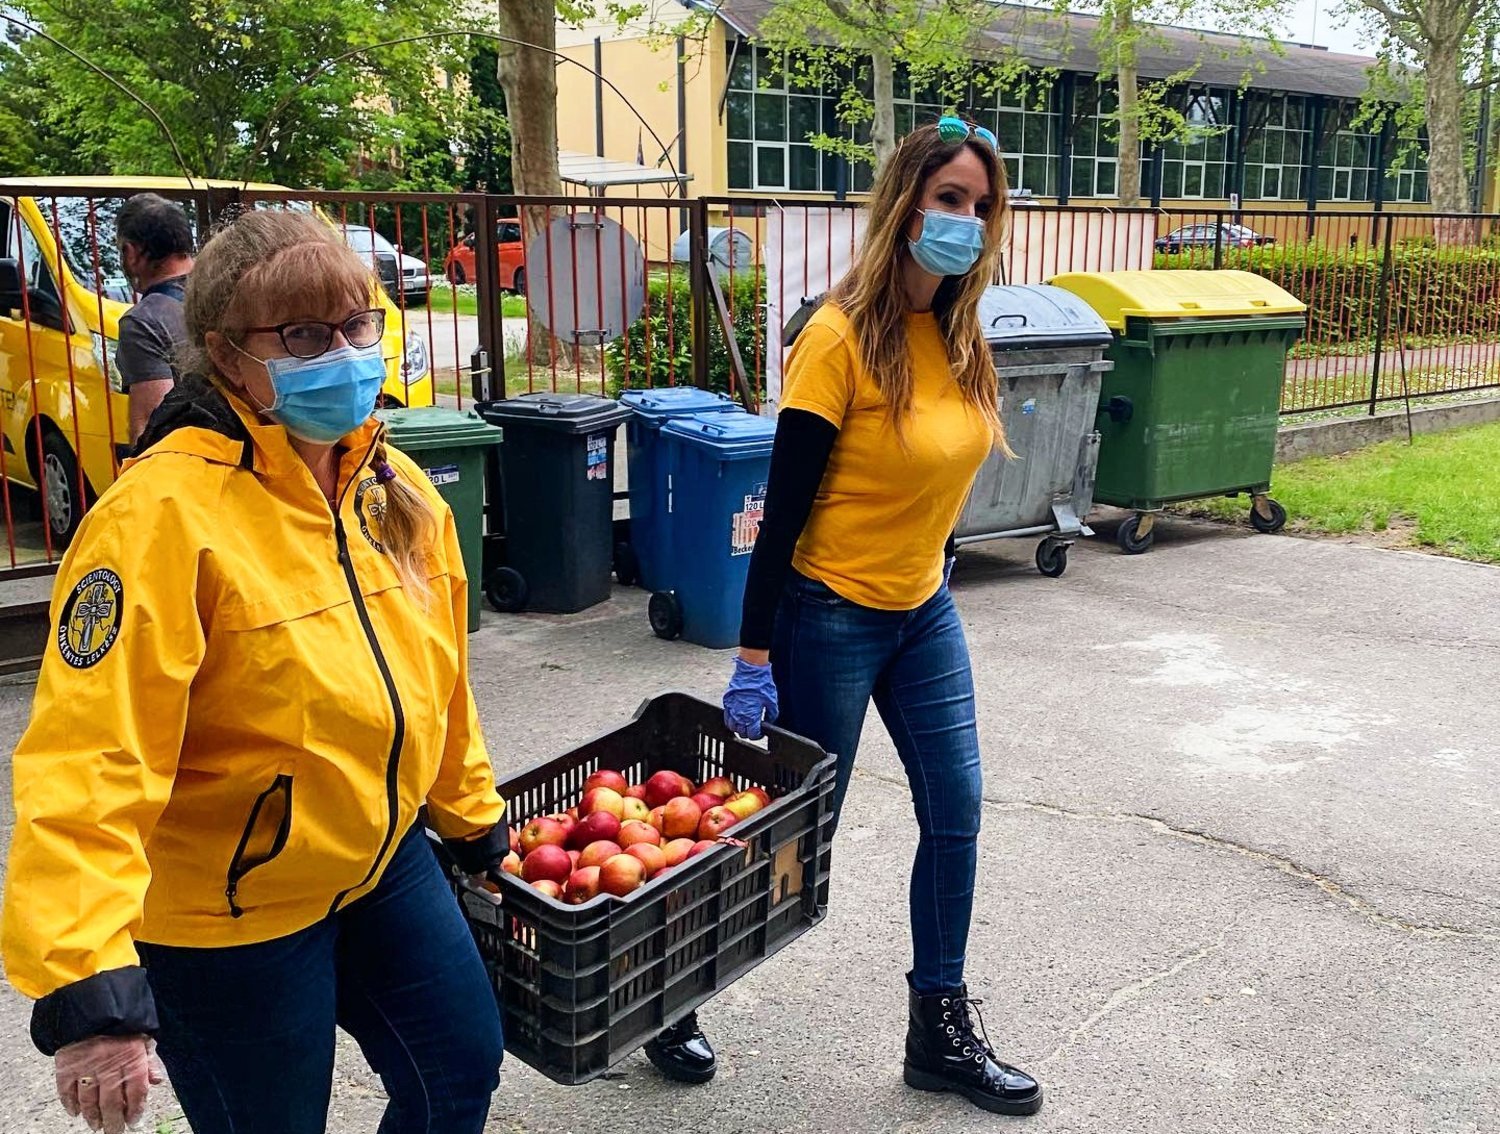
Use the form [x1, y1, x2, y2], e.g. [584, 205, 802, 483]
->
[370, 433, 436, 602]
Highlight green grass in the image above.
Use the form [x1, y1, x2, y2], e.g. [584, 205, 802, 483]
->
[1184, 421, 1500, 563]
[420, 287, 528, 320]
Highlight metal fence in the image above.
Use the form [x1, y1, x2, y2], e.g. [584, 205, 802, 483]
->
[2, 179, 1498, 581]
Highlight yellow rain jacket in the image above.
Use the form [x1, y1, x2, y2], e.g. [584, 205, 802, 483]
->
[2, 382, 505, 1054]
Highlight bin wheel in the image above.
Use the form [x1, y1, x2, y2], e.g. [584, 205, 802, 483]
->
[648, 592, 683, 640]
[1036, 539, 1069, 578]
[486, 567, 528, 614]
[1117, 514, 1155, 555]
[1249, 497, 1287, 534]
[614, 542, 640, 588]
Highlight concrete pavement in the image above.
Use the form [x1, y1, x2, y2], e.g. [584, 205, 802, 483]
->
[0, 516, 1496, 1132]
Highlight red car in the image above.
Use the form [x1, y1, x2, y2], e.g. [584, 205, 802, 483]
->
[444, 218, 527, 293]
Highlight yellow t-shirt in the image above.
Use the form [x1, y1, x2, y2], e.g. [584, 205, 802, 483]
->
[780, 304, 994, 610]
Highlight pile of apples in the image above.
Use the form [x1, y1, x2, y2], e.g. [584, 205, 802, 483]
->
[497, 769, 773, 905]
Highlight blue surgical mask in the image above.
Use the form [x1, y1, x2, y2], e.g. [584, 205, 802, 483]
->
[908, 209, 986, 277]
[257, 344, 386, 444]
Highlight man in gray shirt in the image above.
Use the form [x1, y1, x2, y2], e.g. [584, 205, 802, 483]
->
[114, 194, 194, 444]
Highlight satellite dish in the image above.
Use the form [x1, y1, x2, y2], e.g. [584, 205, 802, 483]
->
[526, 214, 647, 345]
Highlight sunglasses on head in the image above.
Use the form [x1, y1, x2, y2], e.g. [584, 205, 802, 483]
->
[937, 115, 999, 153]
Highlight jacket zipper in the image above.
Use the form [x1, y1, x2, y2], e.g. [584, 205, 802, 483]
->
[225, 774, 294, 918]
[327, 431, 407, 914]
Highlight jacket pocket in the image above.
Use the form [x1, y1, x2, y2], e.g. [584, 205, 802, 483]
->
[225, 774, 293, 918]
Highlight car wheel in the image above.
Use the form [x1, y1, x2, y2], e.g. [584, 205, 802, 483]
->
[512, 268, 526, 297]
[40, 430, 88, 548]
[449, 262, 467, 286]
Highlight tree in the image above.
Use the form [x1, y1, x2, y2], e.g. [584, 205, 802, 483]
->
[460, 43, 512, 194]
[755, 0, 1025, 173]
[1056, 0, 1297, 205]
[1340, 0, 1500, 222]
[1, 0, 470, 186]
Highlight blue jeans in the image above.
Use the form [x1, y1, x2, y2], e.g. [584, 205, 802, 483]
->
[772, 572, 982, 996]
[137, 826, 503, 1134]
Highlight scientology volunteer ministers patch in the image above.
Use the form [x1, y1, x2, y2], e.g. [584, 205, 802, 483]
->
[57, 568, 123, 669]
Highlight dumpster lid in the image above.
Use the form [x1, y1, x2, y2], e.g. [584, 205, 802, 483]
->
[377, 407, 502, 450]
[620, 387, 738, 419]
[978, 284, 1112, 348]
[477, 392, 630, 434]
[661, 411, 776, 456]
[1048, 270, 1306, 329]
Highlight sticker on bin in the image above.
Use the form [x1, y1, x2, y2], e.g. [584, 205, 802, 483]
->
[586, 434, 609, 481]
[732, 483, 767, 556]
[1021, 398, 1037, 415]
[422, 464, 460, 487]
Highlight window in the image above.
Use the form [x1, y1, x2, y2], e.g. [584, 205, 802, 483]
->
[5, 212, 66, 331]
[1069, 82, 1121, 199]
[1318, 123, 1378, 201]
[1243, 94, 1309, 201]
[1387, 146, 1430, 203]
[1158, 89, 1232, 200]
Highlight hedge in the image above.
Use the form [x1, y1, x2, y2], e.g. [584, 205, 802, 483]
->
[605, 269, 766, 398]
[1155, 242, 1500, 348]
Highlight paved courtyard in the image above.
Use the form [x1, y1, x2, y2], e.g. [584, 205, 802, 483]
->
[0, 515, 1495, 1132]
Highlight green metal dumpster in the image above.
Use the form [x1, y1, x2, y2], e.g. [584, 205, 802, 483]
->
[1048, 270, 1306, 554]
[378, 407, 503, 632]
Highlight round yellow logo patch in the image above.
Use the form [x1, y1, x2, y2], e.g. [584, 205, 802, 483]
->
[58, 568, 123, 669]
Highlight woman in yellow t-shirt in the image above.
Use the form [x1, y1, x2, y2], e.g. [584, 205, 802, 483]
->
[717, 120, 1040, 1116]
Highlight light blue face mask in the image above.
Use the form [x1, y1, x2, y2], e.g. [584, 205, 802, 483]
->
[908, 209, 986, 278]
[257, 344, 386, 444]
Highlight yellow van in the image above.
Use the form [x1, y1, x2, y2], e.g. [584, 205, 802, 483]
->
[0, 176, 435, 547]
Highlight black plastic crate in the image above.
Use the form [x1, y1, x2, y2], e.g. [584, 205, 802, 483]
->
[440, 691, 835, 1085]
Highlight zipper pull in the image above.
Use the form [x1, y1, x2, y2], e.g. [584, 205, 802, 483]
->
[225, 882, 244, 919]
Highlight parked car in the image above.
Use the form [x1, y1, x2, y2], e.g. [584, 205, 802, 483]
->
[0, 177, 433, 547]
[1155, 223, 1275, 254]
[443, 219, 527, 294]
[340, 224, 433, 305]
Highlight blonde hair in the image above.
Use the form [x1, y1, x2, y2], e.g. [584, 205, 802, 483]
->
[183, 210, 436, 596]
[831, 123, 1014, 456]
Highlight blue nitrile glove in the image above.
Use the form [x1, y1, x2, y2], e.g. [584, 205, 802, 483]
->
[723, 657, 779, 740]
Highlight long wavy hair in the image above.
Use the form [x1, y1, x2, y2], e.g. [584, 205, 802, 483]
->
[830, 122, 1014, 455]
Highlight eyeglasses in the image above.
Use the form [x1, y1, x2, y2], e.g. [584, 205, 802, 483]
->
[241, 308, 386, 360]
[937, 115, 999, 153]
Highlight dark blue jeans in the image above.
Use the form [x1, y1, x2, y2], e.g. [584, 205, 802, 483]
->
[773, 571, 983, 996]
[138, 826, 503, 1134]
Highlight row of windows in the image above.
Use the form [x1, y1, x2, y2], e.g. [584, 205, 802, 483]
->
[725, 48, 1429, 204]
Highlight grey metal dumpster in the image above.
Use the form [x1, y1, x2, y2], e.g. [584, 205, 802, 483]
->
[954, 284, 1114, 578]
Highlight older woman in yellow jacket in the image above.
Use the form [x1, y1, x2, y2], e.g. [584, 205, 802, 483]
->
[3, 209, 506, 1134]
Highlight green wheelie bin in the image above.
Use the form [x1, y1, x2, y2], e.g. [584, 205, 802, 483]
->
[1048, 270, 1306, 554]
[378, 407, 503, 632]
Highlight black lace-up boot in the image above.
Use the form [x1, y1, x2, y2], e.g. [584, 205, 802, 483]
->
[904, 982, 1043, 1115]
[644, 1011, 716, 1083]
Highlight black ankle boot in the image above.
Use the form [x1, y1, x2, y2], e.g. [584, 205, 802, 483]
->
[904, 983, 1043, 1115]
[644, 1011, 716, 1083]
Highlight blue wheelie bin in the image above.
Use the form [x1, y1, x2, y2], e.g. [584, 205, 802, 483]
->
[647, 413, 777, 649]
[619, 387, 740, 590]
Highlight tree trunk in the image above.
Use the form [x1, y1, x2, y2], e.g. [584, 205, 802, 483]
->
[1426, 37, 1476, 243]
[494, 0, 566, 369]
[1114, 4, 1141, 207]
[871, 46, 897, 172]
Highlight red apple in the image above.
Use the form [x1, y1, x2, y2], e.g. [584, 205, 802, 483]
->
[583, 769, 629, 796]
[677, 773, 697, 796]
[648, 806, 667, 833]
[520, 843, 571, 885]
[723, 792, 763, 821]
[690, 791, 722, 813]
[599, 853, 647, 897]
[661, 797, 703, 840]
[644, 770, 691, 809]
[688, 839, 718, 858]
[579, 840, 624, 869]
[745, 787, 772, 808]
[662, 838, 695, 867]
[564, 866, 601, 904]
[500, 852, 522, 877]
[531, 879, 563, 899]
[618, 820, 662, 849]
[518, 817, 567, 856]
[580, 787, 625, 820]
[567, 806, 580, 822]
[625, 783, 648, 801]
[698, 806, 739, 840]
[626, 843, 667, 878]
[699, 776, 736, 800]
[549, 813, 578, 840]
[568, 849, 581, 870]
[621, 797, 652, 823]
[508, 826, 522, 854]
[568, 810, 621, 850]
